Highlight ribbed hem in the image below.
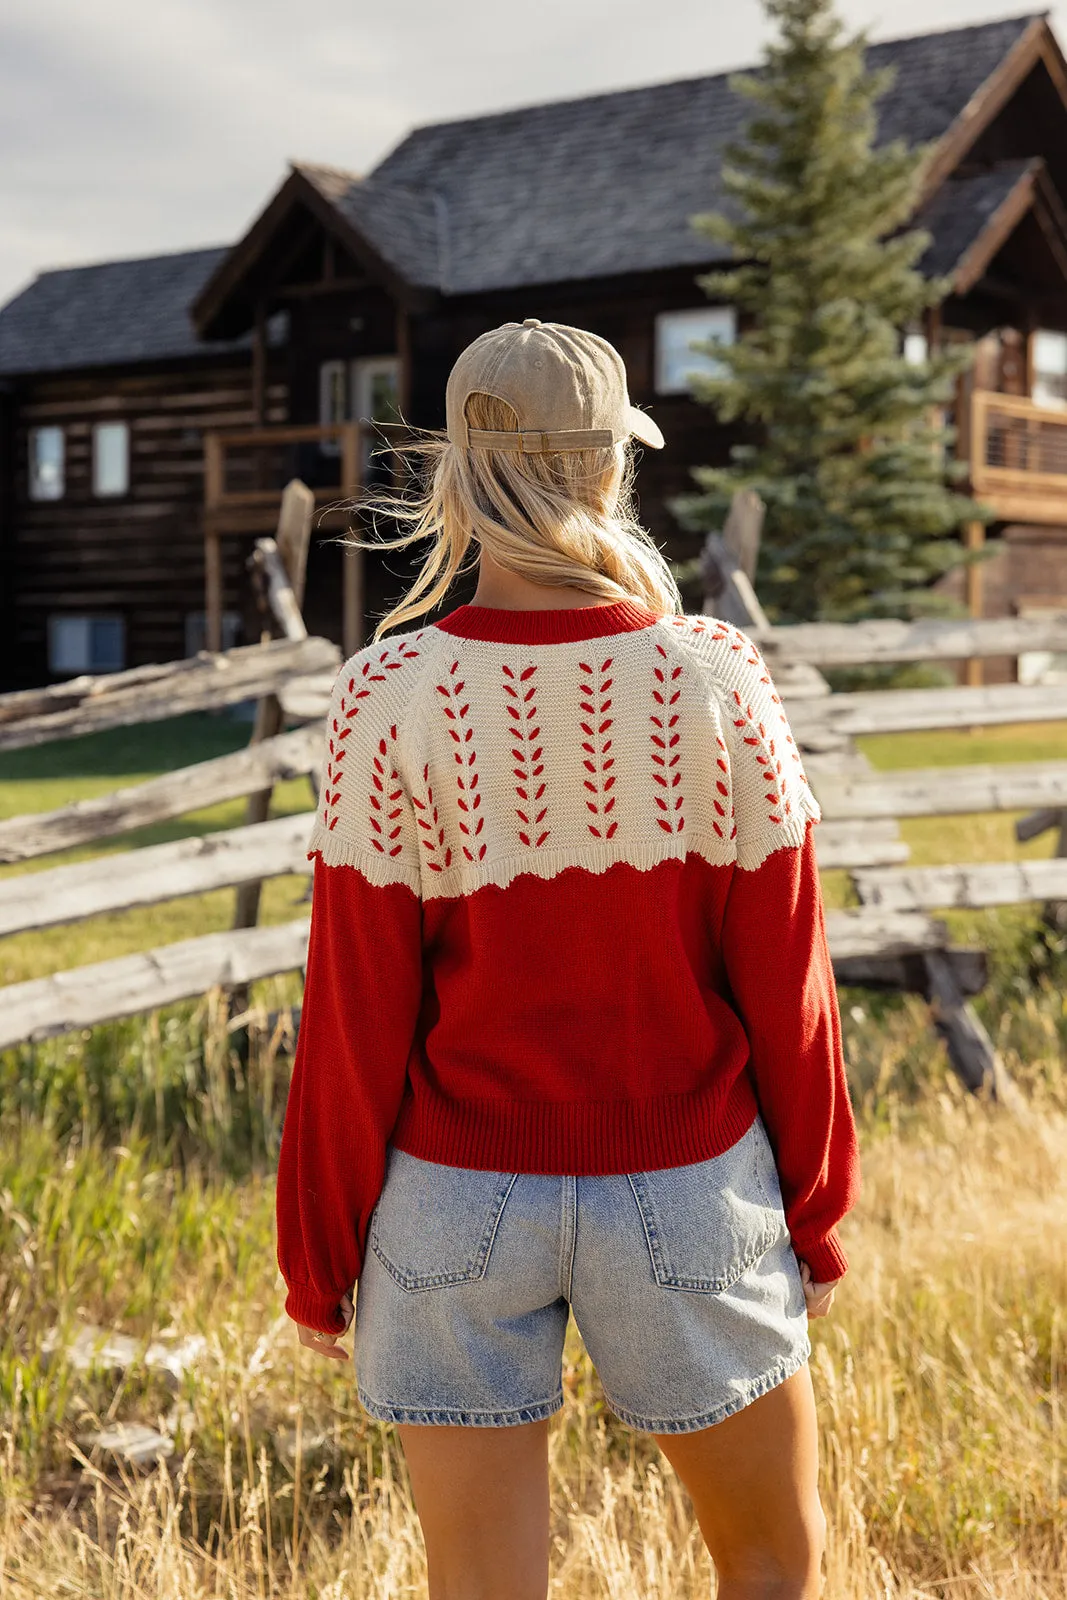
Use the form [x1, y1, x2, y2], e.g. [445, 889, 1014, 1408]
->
[284, 1281, 350, 1336]
[431, 597, 664, 643]
[792, 1228, 849, 1284]
[389, 1072, 760, 1175]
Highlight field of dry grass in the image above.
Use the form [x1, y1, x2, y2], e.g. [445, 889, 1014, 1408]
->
[1, 714, 1065, 1596]
[0, 985, 1063, 1598]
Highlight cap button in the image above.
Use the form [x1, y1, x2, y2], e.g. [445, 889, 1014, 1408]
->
[522, 318, 542, 328]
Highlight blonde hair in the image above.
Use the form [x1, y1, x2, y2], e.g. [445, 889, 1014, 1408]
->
[345, 391, 684, 643]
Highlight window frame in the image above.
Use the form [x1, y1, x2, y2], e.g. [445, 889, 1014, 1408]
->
[47, 613, 127, 676]
[28, 425, 65, 501]
[92, 419, 131, 498]
[654, 306, 737, 396]
[1031, 329, 1067, 409]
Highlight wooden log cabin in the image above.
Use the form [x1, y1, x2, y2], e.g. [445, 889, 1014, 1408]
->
[2, 11, 1067, 690]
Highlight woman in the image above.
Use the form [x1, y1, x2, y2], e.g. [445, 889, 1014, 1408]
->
[276, 318, 861, 1600]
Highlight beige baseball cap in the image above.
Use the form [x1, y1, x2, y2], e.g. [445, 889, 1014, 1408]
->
[445, 318, 665, 454]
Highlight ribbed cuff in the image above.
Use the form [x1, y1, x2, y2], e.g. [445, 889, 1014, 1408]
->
[284, 1282, 350, 1336]
[793, 1228, 849, 1284]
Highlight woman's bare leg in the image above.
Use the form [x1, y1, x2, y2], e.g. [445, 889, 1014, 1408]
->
[651, 1363, 826, 1600]
[396, 1418, 551, 1600]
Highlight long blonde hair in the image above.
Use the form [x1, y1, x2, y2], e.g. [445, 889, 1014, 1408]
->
[346, 391, 684, 643]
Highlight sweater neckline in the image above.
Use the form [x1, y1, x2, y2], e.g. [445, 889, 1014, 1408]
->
[431, 597, 664, 644]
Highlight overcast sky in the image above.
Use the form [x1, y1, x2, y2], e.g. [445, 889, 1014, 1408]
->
[1, 0, 1062, 308]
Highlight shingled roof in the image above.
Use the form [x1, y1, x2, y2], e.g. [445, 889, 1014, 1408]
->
[352, 10, 1045, 295]
[0, 11, 1054, 374]
[0, 248, 258, 377]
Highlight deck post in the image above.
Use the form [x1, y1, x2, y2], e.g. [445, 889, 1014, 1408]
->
[963, 521, 985, 688]
[341, 424, 365, 656]
[203, 433, 225, 654]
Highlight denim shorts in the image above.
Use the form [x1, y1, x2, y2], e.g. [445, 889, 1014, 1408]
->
[353, 1110, 812, 1433]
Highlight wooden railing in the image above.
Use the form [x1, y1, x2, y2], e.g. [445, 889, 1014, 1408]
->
[969, 389, 1067, 522]
[203, 423, 363, 521]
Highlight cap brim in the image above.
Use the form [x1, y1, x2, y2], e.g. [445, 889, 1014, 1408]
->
[627, 406, 665, 449]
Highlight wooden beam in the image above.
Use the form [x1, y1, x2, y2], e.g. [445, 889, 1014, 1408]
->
[0, 636, 339, 751]
[923, 949, 1004, 1099]
[823, 910, 947, 961]
[205, 532, 224, 655]
[963, 521, 986, 689]
[234, 487, 317, 939]
[0, 813, 314, 937]
[852, 859, 1067, 912]
[916, 17, 1050, 205]
[810, 759, 1067, 821]
[749, 613, 1067, 667]
[1015, 806, 1064, 844]
[341, 424, 364, 657]
[0, 920, 311, 1050]
[813, 819, 910, 870]
[701, 491, 770, 630]
[251, 303, 267, 426]
[203, 431, 225, 654]
[788, 681, 1066, 745]
[249, 537, 308, 643]
[0, 726, 322, 864]
[832, 946, 987, 998]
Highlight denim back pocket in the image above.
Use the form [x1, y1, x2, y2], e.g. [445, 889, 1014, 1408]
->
[627, 1117, 789, 1293]
[370, 1145, 518, 1292]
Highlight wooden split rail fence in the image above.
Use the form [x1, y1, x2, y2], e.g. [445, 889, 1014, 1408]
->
[703, 492, 1067, 1098]
[0, 484, 1064, 1103]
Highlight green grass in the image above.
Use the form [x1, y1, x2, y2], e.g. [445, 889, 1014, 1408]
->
[0, 713, 318, 984]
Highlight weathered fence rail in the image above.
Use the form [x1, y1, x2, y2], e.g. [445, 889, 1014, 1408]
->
[0, 485, 1062, 1103]
[0, 636, 338, 752]
[0, 920, 312, 1051]
[0, 726, 321, 864]
[753, 612, 1067, 667]
[702, 497, 1065, 1100]
[0, 813, 313, 938]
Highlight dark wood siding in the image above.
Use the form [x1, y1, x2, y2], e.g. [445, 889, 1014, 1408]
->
[7, 356, 288, 688]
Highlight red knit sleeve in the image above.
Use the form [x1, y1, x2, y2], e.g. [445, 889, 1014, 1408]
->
[276, 856, 423, 1334]
[708, 628, 862, 1284]
[275, 644, 426, 1336]
[721, 819, 861, 1283]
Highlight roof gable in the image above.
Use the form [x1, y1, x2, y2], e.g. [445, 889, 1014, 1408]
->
[2, 11, 1062, 375]
[0, 247, 250, 378]
[361, 11, 1048, 295]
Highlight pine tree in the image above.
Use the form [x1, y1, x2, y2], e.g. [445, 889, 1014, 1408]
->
[670, 0, 990, 625]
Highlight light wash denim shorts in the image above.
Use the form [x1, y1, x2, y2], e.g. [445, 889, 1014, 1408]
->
[354, 1110, 812, 1433]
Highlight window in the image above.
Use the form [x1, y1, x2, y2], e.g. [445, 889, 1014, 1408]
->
[353, 357, 401, 485]
[28, 426, 64, 500]
[654, 307, 736, 394]
[318, 360, 350, 457]
[93, 421, 130, 496]
[47, 614, 126, 676]
[1032, 330, 1067, 408]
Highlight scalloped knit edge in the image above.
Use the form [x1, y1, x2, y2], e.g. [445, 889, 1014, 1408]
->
[307, 811, 820, 898]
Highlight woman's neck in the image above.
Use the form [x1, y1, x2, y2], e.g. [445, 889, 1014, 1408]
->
[470, 554, 619, 612]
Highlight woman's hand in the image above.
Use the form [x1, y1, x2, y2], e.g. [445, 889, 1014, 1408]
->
[798, 1259, 841, 1318]
[296, 1292, 354, 1361]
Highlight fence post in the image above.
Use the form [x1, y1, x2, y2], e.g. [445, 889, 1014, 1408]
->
[232, 481, 315, 946]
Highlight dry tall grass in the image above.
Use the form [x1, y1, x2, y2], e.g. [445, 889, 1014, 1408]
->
[2, 989, 1064, 1600]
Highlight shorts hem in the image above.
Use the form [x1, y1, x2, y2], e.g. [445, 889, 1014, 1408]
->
[357, 1387, 566, 1427]
[604, 1336, 812, 1435]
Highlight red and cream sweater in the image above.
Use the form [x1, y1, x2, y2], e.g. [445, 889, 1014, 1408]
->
[276, 597, 862, 1334]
